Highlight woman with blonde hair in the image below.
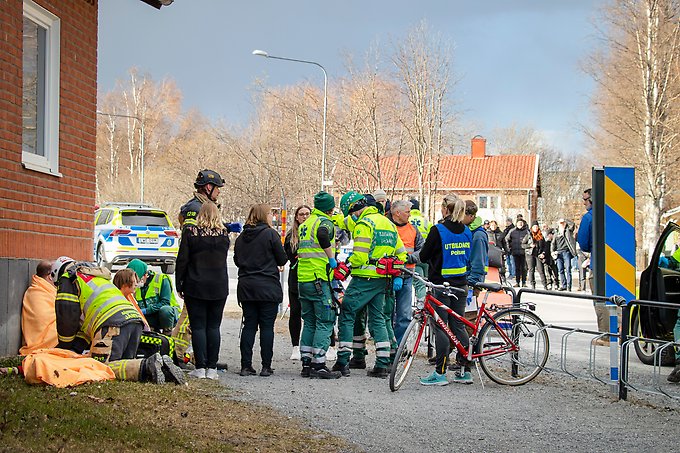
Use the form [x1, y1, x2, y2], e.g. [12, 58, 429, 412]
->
[283, 204, 312, 360]
[234, 203, 288, 377]
[418, 193, 473, 386]
[175, 200, 230, 380]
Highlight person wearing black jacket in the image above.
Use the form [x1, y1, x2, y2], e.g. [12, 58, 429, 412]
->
[175, 202, 230, 380]
[418, 194, 473, 386]
[522, 221, 548, 290]
[501, 218, 516, 281]
[234, 204, 288, 377]
[507, 219, 529, 287]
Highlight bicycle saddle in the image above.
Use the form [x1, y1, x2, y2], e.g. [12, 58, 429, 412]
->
[473, 282, 502, 292]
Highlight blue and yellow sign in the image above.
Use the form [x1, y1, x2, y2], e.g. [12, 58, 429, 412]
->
[603, 167, 636, 301]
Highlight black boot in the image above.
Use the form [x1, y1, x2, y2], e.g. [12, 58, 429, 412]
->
[366, 366, 389, 378]
[142, 353, 165, 384]
[348, 357, 366, 369]
[310, 364, 341, 379]
[161, 355, 186, 385]
[667, 365, 680, 383]
[331, 362, 350, 377]
[301, 358, 311, 378]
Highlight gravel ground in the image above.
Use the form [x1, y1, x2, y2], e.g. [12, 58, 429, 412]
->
[207, 315, 680, 453]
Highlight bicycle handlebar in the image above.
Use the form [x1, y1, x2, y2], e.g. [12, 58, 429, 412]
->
[401, 268, 467, 296]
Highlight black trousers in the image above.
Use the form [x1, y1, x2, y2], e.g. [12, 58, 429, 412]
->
[288, 285, 302, 347]
[433, 287, 469, 375]
[185, 296, 227, 369]
[240, 300, 279, 368]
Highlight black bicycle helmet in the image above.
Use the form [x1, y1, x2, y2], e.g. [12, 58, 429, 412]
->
[194, 169, 225, 188]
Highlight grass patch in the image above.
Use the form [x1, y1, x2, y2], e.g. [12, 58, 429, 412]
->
[0, 374, 354, 453]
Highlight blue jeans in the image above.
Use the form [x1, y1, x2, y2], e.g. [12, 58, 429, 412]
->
[556, 251, 573, 290]
[393, 276, 413, 344]
[506, 254, 516, 278]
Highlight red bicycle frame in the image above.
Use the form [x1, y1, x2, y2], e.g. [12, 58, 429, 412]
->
[417, 290, 519, 361]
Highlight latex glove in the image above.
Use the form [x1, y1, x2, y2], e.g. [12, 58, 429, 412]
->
[227, 222, 242, 233]
[659, 256, 670, 268]
[393, 277, 403, 292]
[329, 257, 338, 269]
[141, 308, 147, 315]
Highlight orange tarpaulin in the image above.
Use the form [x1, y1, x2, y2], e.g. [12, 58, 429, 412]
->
[20, 275, 58, 355]
[22, 348, 115, 387]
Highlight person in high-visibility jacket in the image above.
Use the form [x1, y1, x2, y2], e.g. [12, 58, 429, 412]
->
[331, 191, 407, 378]
[409, 198, 431, 305]
[52, 257, 184, 384]
[388, 200, 424, 345]
[297, 192, 342, 379]
[127, 259, 180, 334]
[418, 194, 473, 386]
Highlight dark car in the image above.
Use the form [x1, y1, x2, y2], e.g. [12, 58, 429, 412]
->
[633, 221, 680, 365]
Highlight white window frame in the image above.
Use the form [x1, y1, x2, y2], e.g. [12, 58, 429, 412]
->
[22, 0, 61, 177]
[478, 194, 501, 210]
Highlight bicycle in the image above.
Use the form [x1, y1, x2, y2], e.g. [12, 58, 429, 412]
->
[389, 269, 550, 391]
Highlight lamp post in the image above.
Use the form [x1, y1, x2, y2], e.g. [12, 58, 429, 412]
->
[252, 49, 328, 192]
[96, 111, 145, 203]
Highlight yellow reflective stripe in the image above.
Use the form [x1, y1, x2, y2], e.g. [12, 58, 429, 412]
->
[353, 244, 370, 252]
[354, 237, 371, 244]
[298, 251, 328, 259]
[56, 293, 79, 302]
[58, 334, 76, 342]
[395, 246, 406, 255]
[405, 247, 415, 253]
[184, 218, 197, 225]
[442, 267, 467, 276]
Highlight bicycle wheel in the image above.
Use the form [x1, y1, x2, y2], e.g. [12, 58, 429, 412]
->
[389, 316, 426, 391]
[477, 308, 549, 386]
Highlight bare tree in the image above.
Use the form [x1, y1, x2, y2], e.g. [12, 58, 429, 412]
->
[588, 0, 680, 262]
[392, 21, 457, 217]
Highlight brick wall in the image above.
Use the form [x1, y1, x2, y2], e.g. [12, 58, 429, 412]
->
[0, 0, 98, 262]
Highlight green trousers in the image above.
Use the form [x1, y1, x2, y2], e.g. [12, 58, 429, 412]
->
[351, 306, 368, 360]
[299, 281, 337, 365]
[383, 288, 398, 357]
[337, 277, 391, 368]
[146, 305, 179, 332]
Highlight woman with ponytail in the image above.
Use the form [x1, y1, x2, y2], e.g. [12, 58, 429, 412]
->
[417, 194, 473, 386]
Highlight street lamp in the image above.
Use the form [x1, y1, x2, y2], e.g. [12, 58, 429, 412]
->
[252, 49, 328, 192]
[96, 111, 145, 203]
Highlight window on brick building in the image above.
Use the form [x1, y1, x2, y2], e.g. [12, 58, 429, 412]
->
[478, 195, 500, 210]
[22, 0, 61, 176]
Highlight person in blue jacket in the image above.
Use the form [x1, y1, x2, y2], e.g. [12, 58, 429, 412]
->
[463, 200, 488, 289]
[576, 188, 608, 344]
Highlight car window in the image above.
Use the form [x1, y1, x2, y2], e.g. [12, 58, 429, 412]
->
[661, 231, 680, 258]
[95, 209, 110, 226]
[121, 211, 169, 227]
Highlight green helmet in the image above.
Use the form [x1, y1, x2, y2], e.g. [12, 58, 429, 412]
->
[340, 191, 366, 217]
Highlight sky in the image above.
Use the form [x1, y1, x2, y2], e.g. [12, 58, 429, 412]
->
[98, 0, 602, 155]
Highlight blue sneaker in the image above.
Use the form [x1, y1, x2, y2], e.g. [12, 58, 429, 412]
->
[419, 371, 449, 386]
[452, 371, 473, 385]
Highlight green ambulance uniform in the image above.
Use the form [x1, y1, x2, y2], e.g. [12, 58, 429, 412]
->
[336, 206, 407, 369]
[297, 209, 336, 366]
[135, 271, 180, 332]
[409, 208, 430, 302]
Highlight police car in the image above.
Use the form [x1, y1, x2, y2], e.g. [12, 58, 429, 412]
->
[93, 203, 179, 273]
[633, 221, 680, 365]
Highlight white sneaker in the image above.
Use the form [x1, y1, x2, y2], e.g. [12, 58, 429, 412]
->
[188, 368, 206, 379]
[326, 346, 337, 361]
[290, 346, 301, 361]
[205, 368, 219, 380]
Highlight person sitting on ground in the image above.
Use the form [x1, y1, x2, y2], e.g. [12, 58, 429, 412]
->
[52, 256, 183, 384]
[20, 260, 58, 355]
[127, 259, 179, 335]
[112, 269, 150, 330]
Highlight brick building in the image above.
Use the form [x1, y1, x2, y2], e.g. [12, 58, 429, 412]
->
[0, 0, 168, 355]
[376, 136, 541, 223]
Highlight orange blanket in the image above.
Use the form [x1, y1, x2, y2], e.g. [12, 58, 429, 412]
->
[20, 275, 58, 355]
[22, 348, 115, 387]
